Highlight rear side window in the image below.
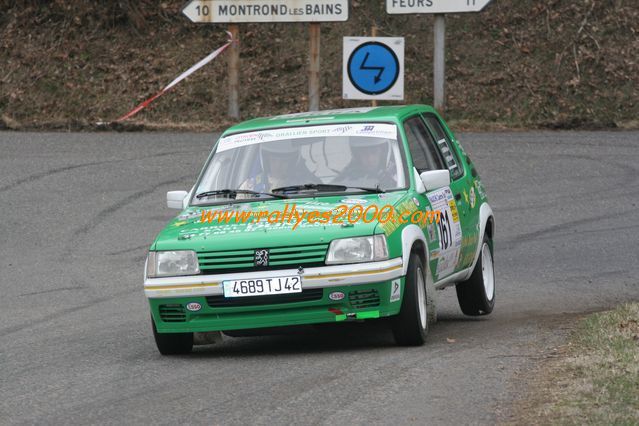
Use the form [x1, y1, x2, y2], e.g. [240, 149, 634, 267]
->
[423, 113, 463, 180]
[403, 117, 445, 173]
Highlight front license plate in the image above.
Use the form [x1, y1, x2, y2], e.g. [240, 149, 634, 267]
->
[223, 276, 302, 298]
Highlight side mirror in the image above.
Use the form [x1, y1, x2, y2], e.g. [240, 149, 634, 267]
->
[420, 170, 450, 192]
[414, 168, 427, 194]
[167, 190, 188, 209]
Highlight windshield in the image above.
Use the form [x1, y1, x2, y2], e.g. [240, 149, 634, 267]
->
[192, 123, 407, 205]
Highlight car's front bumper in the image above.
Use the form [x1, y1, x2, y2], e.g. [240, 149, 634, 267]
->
[146, 258, 405, 333]
[144, 257, 403, 298]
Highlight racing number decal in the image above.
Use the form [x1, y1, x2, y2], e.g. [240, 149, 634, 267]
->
[437, 209, 453, 250]
[427, 187, 463, 279]
[438, 199, 460, 250]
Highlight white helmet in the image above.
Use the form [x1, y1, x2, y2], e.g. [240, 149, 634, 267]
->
[349, 137, 392, 167]
[259, 140, 299, 171]
[349, 136, 388, 148]
[261, 139, 298, 155]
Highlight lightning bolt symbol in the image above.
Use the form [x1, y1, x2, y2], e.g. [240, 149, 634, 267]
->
[359, 52, 385, 84]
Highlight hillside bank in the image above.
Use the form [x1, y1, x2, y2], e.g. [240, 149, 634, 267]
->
[0, 0, 637, 131]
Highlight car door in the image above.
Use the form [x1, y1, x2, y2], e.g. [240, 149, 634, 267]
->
[422, 112, 479, 272]
[402, 115, 462, 282]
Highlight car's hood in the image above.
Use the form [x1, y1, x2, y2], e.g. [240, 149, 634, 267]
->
[153, 192, 406, 252]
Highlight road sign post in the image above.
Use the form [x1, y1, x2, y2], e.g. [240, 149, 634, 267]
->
[309, 23, 321, 111]
[433, 14, 445, 111]
[386, 0, 493, 112]
[343, 37, 405, 101]
[182, 0, 349, 116]
[227, 24, 240, 119]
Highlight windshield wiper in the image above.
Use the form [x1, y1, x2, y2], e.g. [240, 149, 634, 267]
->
[347, 185, 386, 194]
[195, 189, 288, 200]
[271, 183, 385, 194]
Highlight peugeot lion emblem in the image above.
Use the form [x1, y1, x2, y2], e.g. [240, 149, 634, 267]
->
[254, 249, 270, 267]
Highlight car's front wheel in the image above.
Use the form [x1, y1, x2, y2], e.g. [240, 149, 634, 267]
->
[391, 253, 433, 346]
[455, 234, 495, 316]
[152, 318, 193, 355]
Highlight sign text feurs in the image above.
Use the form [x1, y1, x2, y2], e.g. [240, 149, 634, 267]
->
[183, 0, 349, 23]
[386, 0, 493, 14]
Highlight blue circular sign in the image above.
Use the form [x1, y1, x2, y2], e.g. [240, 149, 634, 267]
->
[347, 42, 400, 96]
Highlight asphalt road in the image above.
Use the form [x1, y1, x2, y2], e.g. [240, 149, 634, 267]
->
[1, 130, 638, 425]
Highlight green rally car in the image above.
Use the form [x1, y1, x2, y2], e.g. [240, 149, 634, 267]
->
[145, 105, 495, 354]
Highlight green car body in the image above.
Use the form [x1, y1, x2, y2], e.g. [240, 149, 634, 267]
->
[145, 105, 495, 353]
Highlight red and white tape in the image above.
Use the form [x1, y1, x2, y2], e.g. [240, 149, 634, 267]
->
[115, 31, 235, 122]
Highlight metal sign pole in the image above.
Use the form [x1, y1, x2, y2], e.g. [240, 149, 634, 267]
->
[385, 0, 493, 111]
[309, 23, 321, 112]
[433, 14, 445, 112]
[371, 25, 378, 107]
[227, 24, 240, 119]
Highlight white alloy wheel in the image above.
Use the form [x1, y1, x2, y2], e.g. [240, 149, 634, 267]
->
[481, 243, 495, 301]
[455, 234, 496, 316]
[416, 267, 427, 329]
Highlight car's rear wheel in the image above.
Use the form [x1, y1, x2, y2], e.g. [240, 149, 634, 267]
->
[455, 234, 495, 316]
[391, 253, 432, 346]
[152, 318, 193, 355]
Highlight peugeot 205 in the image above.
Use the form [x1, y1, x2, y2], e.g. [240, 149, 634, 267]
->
[144, 105, 495, 354]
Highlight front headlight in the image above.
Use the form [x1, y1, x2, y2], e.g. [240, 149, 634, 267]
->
[146, 251, 200, 278]
[326, 235, 389, 265]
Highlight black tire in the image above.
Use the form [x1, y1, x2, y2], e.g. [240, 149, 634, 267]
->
[391, 253, 431, 346]
[152, 318, 193, 355]
[456, 234, 495, 316]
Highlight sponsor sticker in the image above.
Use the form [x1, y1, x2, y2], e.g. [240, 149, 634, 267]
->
[448, 200, 460, 223]
[427, 187, 463, 278]
[427, 222, 437, 241]
[329, 291, 346, 301]
[186, 302, 202, 312]
[217, 123, 398, 153]
[178, 210, 203, 220]
[390, 279, 401, 302]
[474, 179, 487, 199]
[430, 248, 441, 259]
[340, 198, 368, 205]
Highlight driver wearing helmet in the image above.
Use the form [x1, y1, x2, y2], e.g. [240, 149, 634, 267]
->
[333, 137, 397, 188]
[240, 140, 317, 193]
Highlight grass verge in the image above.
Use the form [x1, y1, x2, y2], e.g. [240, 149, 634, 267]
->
[509, 303, 639, 424]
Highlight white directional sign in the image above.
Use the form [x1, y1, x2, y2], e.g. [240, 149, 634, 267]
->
[386, 0, 493, 14]
[343, 37, 404, 101]
[183, 0, 349, 23]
